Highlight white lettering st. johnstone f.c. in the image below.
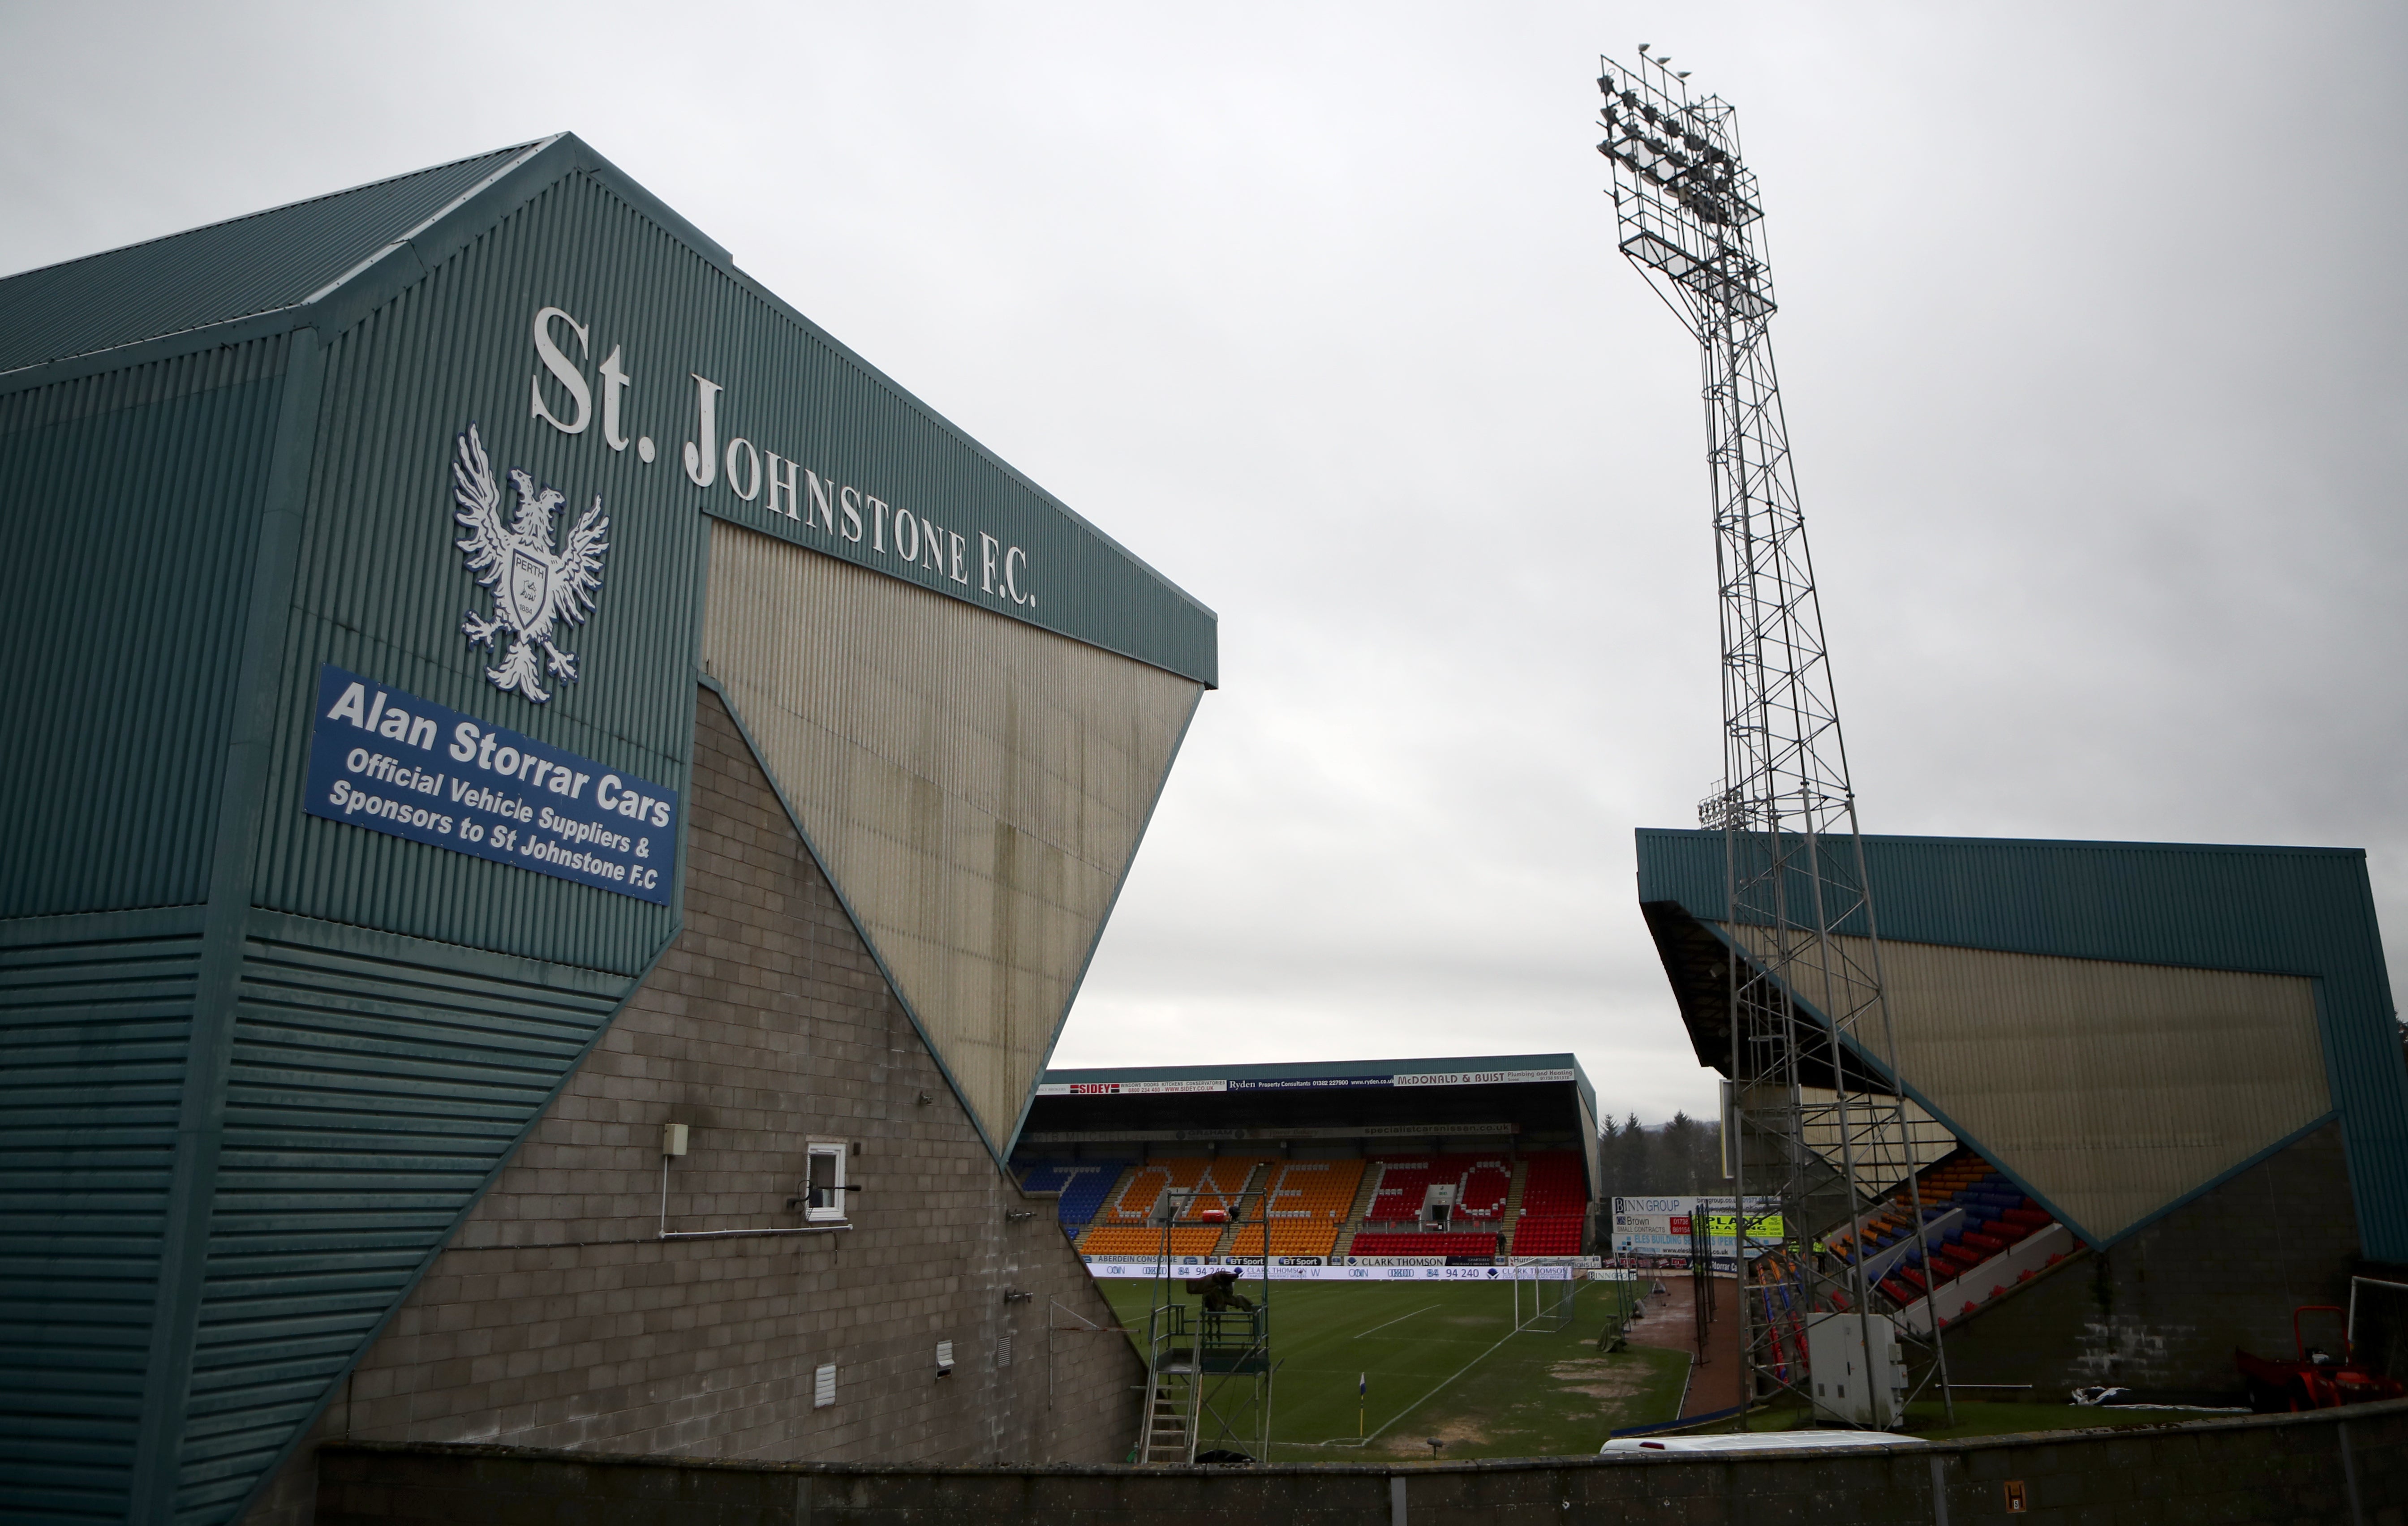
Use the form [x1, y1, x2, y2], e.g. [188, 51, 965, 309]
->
[524, 302, 1036, 611]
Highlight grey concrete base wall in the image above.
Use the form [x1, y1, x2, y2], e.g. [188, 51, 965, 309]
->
[241, 689, 1142, 1524]
[1943, 1120, 2359, 1395]
[314, 1398, 2408, 1526]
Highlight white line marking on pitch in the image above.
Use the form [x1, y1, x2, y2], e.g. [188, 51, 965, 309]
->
[1359, 1328, 1519, 1446]
[1354, 1304, 1442, 1338]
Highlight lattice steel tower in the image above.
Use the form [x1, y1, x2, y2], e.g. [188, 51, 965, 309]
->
[1595, 47, 1951, 1426]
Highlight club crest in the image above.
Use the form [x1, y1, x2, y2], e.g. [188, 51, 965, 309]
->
[451, 425, 610, 703]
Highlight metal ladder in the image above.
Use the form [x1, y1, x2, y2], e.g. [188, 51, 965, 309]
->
[1139, 1361, 1196, 1464]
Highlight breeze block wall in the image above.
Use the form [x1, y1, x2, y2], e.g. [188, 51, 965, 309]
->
[1938, 1120, 2360, 1396]
[240, 688, 1141, 1523]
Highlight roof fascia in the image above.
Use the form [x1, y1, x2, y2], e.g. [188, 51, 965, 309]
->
[1040, 1054, 1584, 1084]
[300, 135, 578, 340]
[1637, 825, 2368, 862]
[0, 305, 303, 402]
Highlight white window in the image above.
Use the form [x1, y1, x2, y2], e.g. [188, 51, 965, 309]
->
[936, 1340, 955, 1375]
[813, 1363, 837, 1408]
[804, 1142, 847, 1222]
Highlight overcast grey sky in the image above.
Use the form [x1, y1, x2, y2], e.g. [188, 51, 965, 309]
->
[7, 2, 2403, 1123]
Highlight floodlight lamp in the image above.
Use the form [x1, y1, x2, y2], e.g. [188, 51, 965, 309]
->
[1677, 71, 1691, 80]
[1638, 42, 1651, 52]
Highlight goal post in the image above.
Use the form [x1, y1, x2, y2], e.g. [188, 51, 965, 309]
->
[1512, 1264, 1578, 1334]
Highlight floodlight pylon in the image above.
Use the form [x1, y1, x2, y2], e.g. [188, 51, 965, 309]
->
[1596, 49, 1953, 1428]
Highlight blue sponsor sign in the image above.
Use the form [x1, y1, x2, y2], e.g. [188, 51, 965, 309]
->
[302, 663, 676, 904]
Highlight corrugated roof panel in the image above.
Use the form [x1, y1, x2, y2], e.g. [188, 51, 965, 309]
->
[1636, 827, 2408, 1260]
[0, 142, 543, 375]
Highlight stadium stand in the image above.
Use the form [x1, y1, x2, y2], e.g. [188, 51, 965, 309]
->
[1363, 1158, 1439, 1222]
[1347, 1230, 1499, 1258]
[1507, 1149, 1588, 1256]
[1089, 1157, 1273, 1225]
[1015, 1160, 1130, 1228]
[1363, 1157, 1513, 1221]
[1820, 1149, 2063, 1315]
[1075, 1156, 1275, 1257]
[1078, 1225, 1227, 1256]
[1452, 1158, 1514, 1219]
[1227, 1159, 1367, 1258]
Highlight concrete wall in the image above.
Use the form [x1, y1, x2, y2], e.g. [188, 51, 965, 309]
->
[239, 688, 1143, 1524]
[705, 521, 1203, 1150]
[311, 1397, 2408, 1526]
[1941, 1120, 2360, 1395]
[1728, 926, 2333, 1244]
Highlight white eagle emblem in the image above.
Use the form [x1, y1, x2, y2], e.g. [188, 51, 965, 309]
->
[452, 425, 610, 703]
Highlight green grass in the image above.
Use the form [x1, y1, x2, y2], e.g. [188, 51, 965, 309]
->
[1099, 1278, 1689, 1461]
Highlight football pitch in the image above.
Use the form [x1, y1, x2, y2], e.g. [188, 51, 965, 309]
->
[1098, 1277, 1690, 1461]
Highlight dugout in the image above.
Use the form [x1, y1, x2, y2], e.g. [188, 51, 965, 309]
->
[0, 138, 1213, 1524]
[1637, 827, 2408, 1396]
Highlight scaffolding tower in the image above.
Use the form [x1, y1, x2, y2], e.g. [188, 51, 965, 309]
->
[1135, 1186, 1275, 1464]
[1594, 46, 1952, 1428]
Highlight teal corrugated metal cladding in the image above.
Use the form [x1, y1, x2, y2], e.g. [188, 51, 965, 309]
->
[172, 913, 628, 1523]
[0, 132, 1218, 1526]
[0, 339, 292, 917]
[250, 171, 704, 975]
[0, 910, 206, 1525]
[1634, 827, 2408, 1262]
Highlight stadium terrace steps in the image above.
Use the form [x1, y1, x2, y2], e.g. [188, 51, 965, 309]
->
[1226, 1159, 1366, 1260]
[1331, 1161, 1389, 1259]
[1499, 1155, 1530, 1228]
[1206, 1162, 1272, 1257]
[1362, 1158, 1438, 1223]
[1075, 1155, 1274, 1259]
[1824, 1147, 2077, 1333]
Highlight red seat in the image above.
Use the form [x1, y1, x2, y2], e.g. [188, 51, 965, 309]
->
[1347, 1231, 1497, 1258]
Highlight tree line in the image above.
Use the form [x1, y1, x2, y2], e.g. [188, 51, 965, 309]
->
[1595, 1110, 1724, 1199]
